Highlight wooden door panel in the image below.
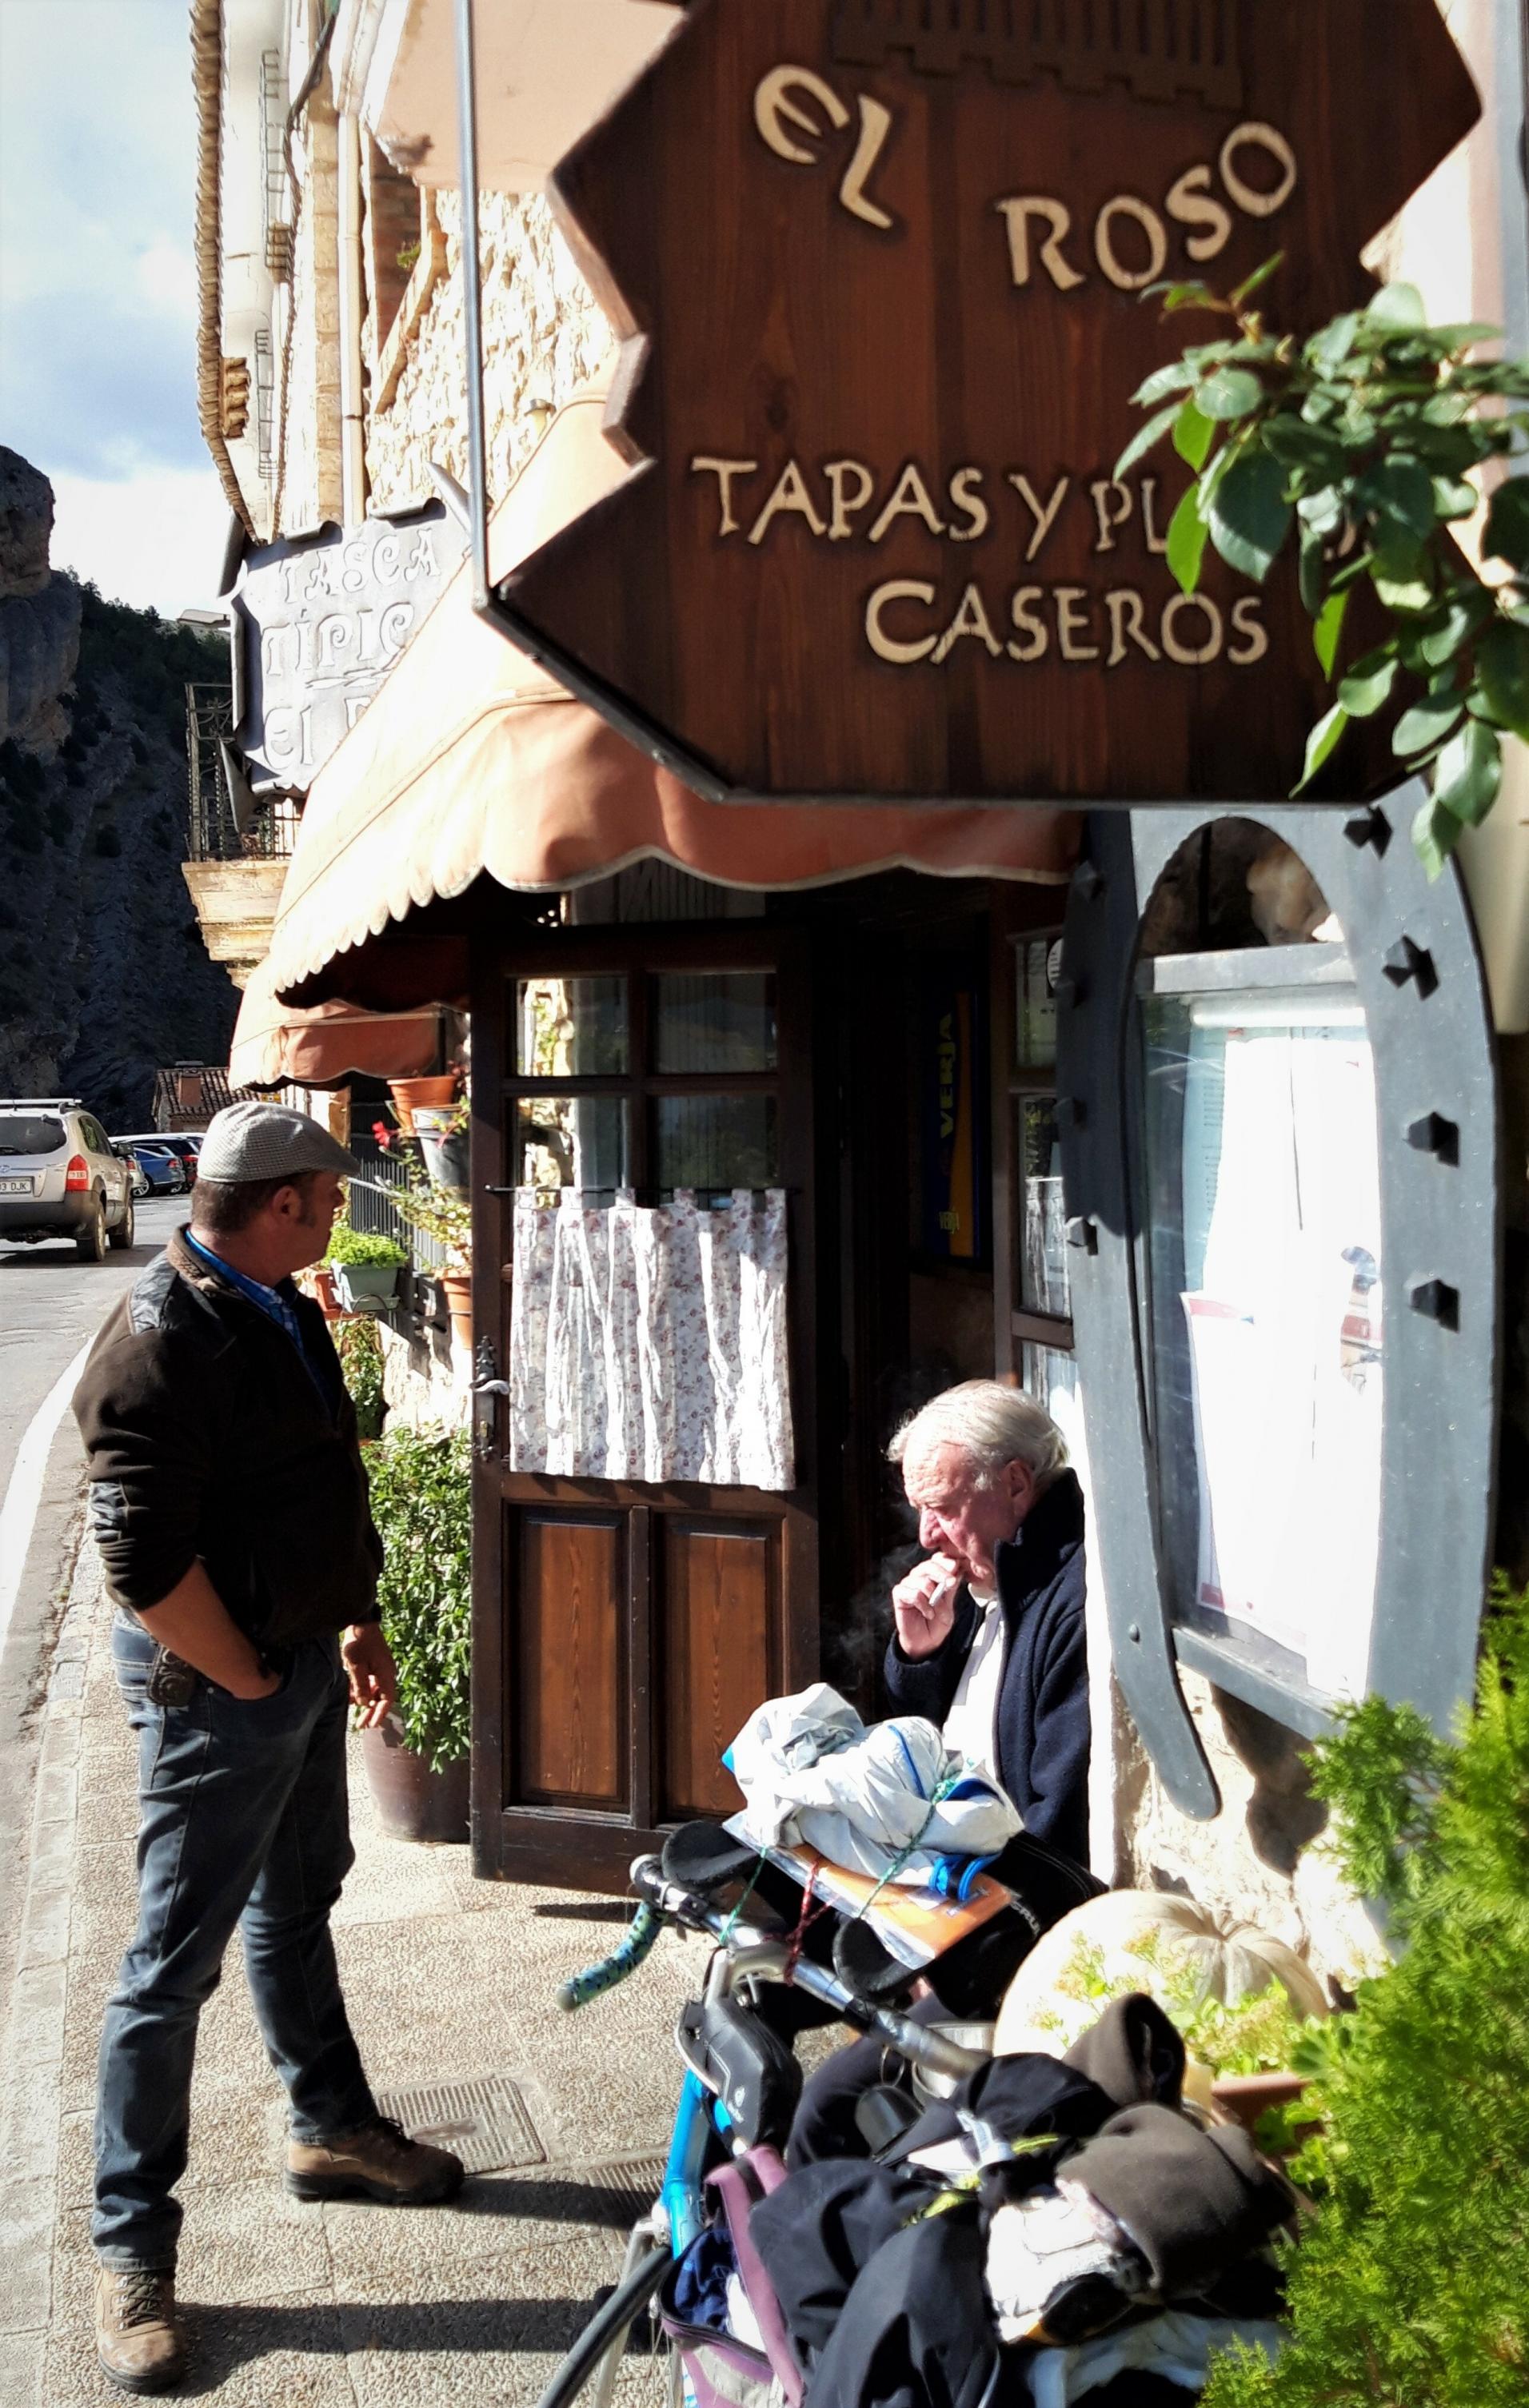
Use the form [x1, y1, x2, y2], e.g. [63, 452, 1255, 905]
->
[513, 1509, 627, 1810]
[660, 1517, 777, 1821]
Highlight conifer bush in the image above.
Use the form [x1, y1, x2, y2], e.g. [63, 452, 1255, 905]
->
[1204, 1585, 1529, 2408]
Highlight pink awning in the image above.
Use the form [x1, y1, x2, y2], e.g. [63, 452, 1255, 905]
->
[230, 953, 444, 1090]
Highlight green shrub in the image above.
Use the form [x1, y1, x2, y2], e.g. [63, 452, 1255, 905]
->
[363, 1425, 470, 1770]
[335, 1315, 386, 1441]
[325, 1221, 407, 1269]
[1204, 1583, 1529, 2408]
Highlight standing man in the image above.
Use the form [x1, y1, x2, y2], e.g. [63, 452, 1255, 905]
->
[73, 1102, 462, 2395]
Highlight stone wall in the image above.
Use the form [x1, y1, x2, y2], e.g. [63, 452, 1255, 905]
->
[366, 191, 613, 516]
[378, 1316, 469, 1433]
[1112, 1670, 1387, 1985]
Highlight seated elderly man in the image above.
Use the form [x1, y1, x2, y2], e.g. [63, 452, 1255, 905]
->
[885, 1378, 1089, 1864]
[786, 1381, 1092, 2166]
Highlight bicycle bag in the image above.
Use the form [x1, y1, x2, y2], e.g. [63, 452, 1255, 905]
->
[659, 2147, 804, 2408]
[679, 1997, 804, 2151]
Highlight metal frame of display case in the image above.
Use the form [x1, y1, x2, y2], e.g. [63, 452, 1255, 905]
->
[1056, 802, 1500, 1820]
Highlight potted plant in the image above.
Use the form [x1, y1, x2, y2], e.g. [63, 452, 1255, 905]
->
[1201, 1583, 1529, 2407]
[410, 1097, 469, 1194]
[359, 1425, 471, 1842]
[387, 1073, 460, 1136]
[303, 1262, 343, 1319]
[325, 1222, 408, 1313]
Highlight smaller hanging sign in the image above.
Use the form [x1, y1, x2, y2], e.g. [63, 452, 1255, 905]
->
[230, 503, 466, 795]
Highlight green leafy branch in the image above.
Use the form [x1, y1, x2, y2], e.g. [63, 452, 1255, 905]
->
[1117, 264, 1529, 875]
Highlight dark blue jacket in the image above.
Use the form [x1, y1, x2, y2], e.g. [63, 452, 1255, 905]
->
[883, 1469, 1090, 1865]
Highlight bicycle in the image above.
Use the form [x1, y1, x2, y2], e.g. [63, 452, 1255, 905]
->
[535, 1824, 999, 2408]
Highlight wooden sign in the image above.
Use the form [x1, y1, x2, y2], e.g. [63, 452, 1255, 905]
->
[496, 0, 1479, 806]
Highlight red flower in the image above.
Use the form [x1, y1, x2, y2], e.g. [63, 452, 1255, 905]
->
[372, 1122, 392, 1150]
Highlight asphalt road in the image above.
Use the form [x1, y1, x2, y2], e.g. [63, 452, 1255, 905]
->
[0, 1193, 184, 1976]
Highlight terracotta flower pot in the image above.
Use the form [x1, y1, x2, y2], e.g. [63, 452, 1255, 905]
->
[309, 1266, 343, 1318]
[1211, 2071, 1315, 2156]
[360, 1718, 469, 1844]
[388, 1075, 459, 1137]
[441, 1269, 473, 1350]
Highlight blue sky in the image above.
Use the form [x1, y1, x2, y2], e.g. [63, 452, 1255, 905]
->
[0, 0, 228, 612]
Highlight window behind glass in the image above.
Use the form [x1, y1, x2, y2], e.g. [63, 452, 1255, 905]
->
[0, 1114, 66, 1156]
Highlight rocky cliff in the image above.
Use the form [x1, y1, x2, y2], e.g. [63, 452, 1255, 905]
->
[0, 449, 237, 1126]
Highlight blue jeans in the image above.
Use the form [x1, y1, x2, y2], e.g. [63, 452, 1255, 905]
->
[95, 1613, 377, 2269]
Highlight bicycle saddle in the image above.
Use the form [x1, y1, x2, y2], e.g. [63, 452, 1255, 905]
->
[661, 1820, 762, 1896]
[832, 1914, 922, 2008]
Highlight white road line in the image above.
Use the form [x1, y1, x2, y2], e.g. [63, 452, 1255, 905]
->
[0, 1338, 94, 1655]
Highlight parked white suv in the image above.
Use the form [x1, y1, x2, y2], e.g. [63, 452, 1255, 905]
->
[0, 1099, 135, 1260]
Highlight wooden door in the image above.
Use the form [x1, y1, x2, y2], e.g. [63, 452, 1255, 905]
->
[469, 926, 817, 1890]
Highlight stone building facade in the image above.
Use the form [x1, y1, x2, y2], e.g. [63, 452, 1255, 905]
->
[194, 0, 1527, 1973]
[367, 191, 612, 518]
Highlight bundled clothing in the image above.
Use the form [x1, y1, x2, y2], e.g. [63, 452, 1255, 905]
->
[885, 1471, 1091, 1865]
[729, 1684, 1022, 1884]
[751, 1997, 1294, 2408]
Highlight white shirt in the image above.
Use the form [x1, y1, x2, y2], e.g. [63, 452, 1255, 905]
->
[942, 1581, 1005, 1780]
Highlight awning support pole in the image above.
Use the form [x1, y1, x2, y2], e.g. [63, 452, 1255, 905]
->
[454, 0, 492, 614]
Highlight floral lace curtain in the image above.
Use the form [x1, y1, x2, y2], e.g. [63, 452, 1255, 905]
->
[509, 1188, 794, 1490]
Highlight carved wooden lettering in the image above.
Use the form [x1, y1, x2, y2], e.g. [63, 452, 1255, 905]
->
[496, 0, 1479, 807]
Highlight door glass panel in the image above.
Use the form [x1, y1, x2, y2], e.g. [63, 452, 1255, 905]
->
[1021, 1342, 1084, 1468]
[654, 973, 778, 1073]
[656, 1096, 778, 1194]
[516, 976, 627, 1077]
[516, 1096, 629, 1191]
[1016, 936, 1062, 1070]
[1143, 986, 1382, 1702]
[1019, 1094, 1070, 1317]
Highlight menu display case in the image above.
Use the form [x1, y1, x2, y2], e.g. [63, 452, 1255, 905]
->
[1055, 806, 1499, 1814]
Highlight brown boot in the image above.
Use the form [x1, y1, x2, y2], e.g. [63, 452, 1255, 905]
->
[285, 2113, 465, 2205]
[94, 2266, 186, 2394]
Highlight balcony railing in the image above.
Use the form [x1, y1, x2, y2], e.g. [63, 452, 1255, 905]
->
[348, 1134, 449, 1280]
[185, 682, 296, 863]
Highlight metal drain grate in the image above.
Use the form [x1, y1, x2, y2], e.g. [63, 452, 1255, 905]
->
[374, 2073, 545, 2175]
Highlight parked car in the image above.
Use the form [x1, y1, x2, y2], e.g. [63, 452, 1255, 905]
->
[0, 1099, 135, 1259]
[154, 1136, 202, 1186]
[116, 1146, 151, 1198]
[113, 1136, 189, 1195]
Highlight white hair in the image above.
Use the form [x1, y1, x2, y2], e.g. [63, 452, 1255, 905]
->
[888, 1380, 1068, 1491]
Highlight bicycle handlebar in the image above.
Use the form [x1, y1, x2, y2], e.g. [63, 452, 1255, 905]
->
[556, 1900, 662, 2011]
[557, 1854, 989, 2087]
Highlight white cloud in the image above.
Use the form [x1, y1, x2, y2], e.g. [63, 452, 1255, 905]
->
[50, 468, 233, 620]
[0, 0, 208, 479]
[134, 237, 198, 319]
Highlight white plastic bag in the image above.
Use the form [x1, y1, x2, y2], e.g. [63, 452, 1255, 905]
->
[726, 1684, 1021, 1883]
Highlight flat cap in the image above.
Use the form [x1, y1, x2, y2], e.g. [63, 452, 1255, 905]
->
[198, 1101, 359, 1184]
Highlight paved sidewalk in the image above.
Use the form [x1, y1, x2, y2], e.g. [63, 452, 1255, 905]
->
[1, 1539, 707, 2406]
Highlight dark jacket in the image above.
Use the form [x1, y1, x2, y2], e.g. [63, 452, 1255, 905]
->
[72, 1228, 382, 1645]
[883, 1468, 1090, 1864]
